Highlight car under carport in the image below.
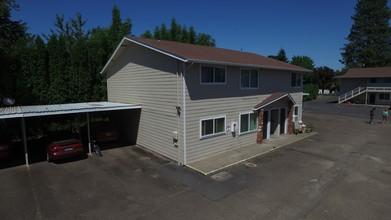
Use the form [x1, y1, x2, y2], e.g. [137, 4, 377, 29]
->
[0, 102, 141, 167]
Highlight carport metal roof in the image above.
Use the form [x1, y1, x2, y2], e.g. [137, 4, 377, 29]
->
[0, 102, 141, 167]
[0, 102, 141, 119]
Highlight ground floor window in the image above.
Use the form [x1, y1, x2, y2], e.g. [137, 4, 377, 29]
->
[379, 93, 390, 100]
[240, 112, 257, 134]
[293, 105, 299, 122]
[200, 116, 226, 138]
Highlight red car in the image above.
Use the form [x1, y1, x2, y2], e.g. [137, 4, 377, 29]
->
[83, 121, 120, 143]
[46, 131, 84, 162]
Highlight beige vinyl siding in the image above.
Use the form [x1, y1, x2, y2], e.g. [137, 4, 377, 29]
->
[106, 42, 181, 161]
[184, 64, 303, 163]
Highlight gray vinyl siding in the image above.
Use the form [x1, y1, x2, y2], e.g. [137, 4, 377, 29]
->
[339, 78, 367, 94]
[184, 64, 303, 163]
[106, 42, 181, 161]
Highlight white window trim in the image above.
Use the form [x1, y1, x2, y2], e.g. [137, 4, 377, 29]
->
[240, 68, 259, 90]
[293, 105, 299, 122]
[291, 73, 302, 88]
[239, 111, 258, 135]
[199, 65, 227, 85]
[199, 115, 227, 139]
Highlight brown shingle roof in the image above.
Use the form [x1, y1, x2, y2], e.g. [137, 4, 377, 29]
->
[253, 92, 295, 110]
[335, 67, 391, 78]
[127, 37, 310, 72]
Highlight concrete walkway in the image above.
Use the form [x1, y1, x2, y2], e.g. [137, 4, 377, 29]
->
[187, 132, 317, 175]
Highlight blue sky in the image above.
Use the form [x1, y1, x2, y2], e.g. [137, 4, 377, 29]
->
[11, 0, 371, 70]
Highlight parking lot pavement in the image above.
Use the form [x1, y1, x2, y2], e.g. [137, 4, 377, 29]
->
[1, 99, 391, 219]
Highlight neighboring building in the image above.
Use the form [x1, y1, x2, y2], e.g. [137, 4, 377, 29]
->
[336, 67, 391, 105]
[101, 36, 310, 165]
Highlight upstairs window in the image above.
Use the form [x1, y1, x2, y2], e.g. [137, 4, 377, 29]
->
[241, 69, 259, 89]
[200, 66, 226, 84]
[291, 73, 302, 88]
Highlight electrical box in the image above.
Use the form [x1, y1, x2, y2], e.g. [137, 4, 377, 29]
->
[231, 122, 237, 133]
[172, 131, 178, 141]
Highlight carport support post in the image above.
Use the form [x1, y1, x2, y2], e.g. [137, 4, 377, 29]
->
[87, 112, 91, 155]
[21, 117, 29, 167]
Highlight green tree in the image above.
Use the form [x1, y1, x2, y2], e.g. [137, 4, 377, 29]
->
[341, 0, 391, 68]
[169, 18, 181, 41]
[109, 5, 132, 50]
[188, 26, 196, 44]
[268, 48, 289, 62]
[303, 84, 319, 101]
[196, 33, 216, 46]
[0, 0, 26, 101]
[313, 66, 335, 94]
[290, 55, 315, 84]
[141, 20, 215, 46]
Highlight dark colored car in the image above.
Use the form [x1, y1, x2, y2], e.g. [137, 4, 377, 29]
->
[0, 133, 13, 160]
[82, 121, 120, 144]
[46, 131, 84, 162]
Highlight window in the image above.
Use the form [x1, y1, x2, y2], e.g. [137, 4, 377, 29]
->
[240, 112, 258, 134]
[241, 69, 258, 89]
[200, 116, 226, 138]
[293, 105, 299, 122]
[200, 66, 226, 84]
[379, 94, 390, 100]
[291, 73, 302, 88]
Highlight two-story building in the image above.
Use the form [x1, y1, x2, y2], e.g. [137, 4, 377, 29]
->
[101, 37, 310, 165]
[336, 67, 391, 105]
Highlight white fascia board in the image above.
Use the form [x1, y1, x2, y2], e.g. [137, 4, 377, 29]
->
[253, 93, 296, 111]
[100, 37, 129, 74]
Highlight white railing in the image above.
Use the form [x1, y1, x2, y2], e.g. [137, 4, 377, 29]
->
[338, 86, 391, 104]
[366, 87, 391, 92]
[338, 86, 366, 103]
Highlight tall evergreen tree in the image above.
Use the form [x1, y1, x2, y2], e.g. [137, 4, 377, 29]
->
[141, 20, 215, 46]
[268, 48, 289, 62]
[341, 0, 391, 68]
[0, 0, 26, 101]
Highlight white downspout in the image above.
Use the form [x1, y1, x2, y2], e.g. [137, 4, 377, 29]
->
[182, 63, 187, 165]
[87, 112, 91, 155]
[21, 117, 29, 167]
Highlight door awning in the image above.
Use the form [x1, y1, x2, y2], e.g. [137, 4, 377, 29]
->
[253, 92, 295, 111]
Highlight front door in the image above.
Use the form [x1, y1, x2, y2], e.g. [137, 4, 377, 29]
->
[270, 109, 279, 136]
[369, 93, 376, 104]
[263, 110, 269, 139]
[279, 108, 286, 134]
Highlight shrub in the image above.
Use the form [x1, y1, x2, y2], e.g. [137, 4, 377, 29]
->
[303, 84, 319, 101]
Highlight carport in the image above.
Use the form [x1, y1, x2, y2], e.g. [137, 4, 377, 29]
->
[0, 102, 141, 167]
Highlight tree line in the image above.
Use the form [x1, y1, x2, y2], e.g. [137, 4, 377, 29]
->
[0, 1, 216, 106]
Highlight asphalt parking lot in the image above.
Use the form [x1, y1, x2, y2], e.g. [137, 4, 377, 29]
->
[1, 96, 391, 220]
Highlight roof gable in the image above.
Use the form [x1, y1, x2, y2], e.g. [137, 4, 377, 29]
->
[253, 92, 295, 111]
[336, 67, 391, 78]
[101, 36, 311, 74]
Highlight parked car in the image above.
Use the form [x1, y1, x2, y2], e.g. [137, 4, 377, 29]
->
[0, 132, 13, 160]
[46, 131, 84, 162]
[82, 121, 120, 143]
